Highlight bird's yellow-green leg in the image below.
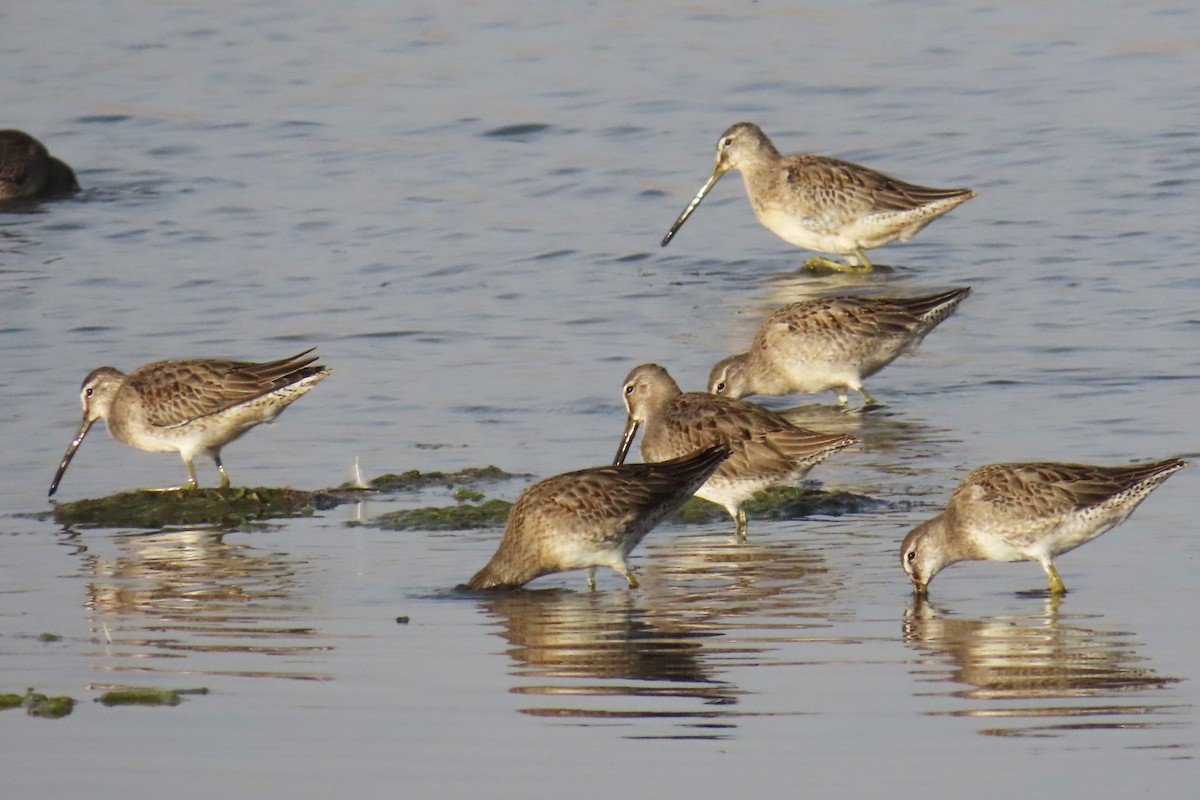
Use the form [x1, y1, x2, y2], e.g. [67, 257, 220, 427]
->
[622, 565, 639, 589]
[215, 455, 231, 489]
[1043, 593, 1063, 616]
[1044, 561, 1067, 594]
[734, 507, 748, 539]
[586, 566, 597, 591]
[803, 255, 860, 273]
[859, 386, 878, 407]
[184, 459, 200, 490]
[151, 458, 200, 492]
[803, 249, 874, 273]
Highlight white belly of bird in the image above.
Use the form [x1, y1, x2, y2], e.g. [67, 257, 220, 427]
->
[778, 358, 862, 395]
[115, 418, 205, 455]
[118, 409, 266, 460]
[754, 207, 859, 254]
[547, 536, 627, 573]
[696, 471, 778, 510]
[973, 506, 1126, 564]
[970, 528, 1030, 563]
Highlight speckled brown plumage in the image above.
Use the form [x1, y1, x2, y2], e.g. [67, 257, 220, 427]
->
[902, 458, 1187, 594]
[467, 444, 731, 590]
[49, 349, 329, 496]
[123, 352, 327, 427]
[661, 122, 975, 270]
[709, 288, 971, 406]
[614, 363, 858, 537]
[0, 129, 79, 201]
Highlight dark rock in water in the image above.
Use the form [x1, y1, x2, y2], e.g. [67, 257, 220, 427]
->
[0, 129, 80, 201]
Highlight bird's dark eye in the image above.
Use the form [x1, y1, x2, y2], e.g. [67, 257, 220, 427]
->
[85, 388, 94, 398]
[906, 551, 916, 562]
[722, 137, 734, 147]
[715, 381, 726, 393]
[624, 385, 634, 395]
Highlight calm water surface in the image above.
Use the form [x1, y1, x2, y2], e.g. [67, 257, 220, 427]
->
[2, 1, 1198, 796]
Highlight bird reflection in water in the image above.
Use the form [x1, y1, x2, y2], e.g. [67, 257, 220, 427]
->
[65, 528, 332, 681]
[775, 401, 954, 461]
[473, 530, 846, 739]
[903, 597, 1184, 738]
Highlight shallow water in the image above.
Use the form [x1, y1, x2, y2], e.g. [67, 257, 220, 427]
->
[3, 0, 1198, 796]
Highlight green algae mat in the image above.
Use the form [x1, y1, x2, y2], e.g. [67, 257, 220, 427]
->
[0, 689, 75, 719]
[50, 486, 350, 529]
[1, 686, 211, 719]
[48, 466, 526, 529]
[365, 485, 880, 532]
[49, 467, 877, 532]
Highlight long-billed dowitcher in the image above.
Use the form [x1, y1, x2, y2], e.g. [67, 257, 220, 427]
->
[0, 129, 79, 201]
[467, 444, 731, 590]
[901, 458, 1186, 595]
[661, 122, 976, 271]
[49, 349, 330, 496]
[709, 287, 971, 407]
[614, 363, 858, 537]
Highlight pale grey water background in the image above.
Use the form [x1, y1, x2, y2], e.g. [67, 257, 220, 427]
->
[2, 0, 1199, 796]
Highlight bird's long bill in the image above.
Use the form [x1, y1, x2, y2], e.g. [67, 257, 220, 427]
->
[48, 416, 96, 497]
[613, 417, 641, 466]
[911, 580, 929, 597]
[660, 163, 729, 247]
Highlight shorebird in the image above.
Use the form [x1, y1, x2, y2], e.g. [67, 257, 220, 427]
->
[614, 363, 858, 537]
[467, 444, 731, 590]
[661, 122, 975, 271]
[49, 349, 330, 496]
[0, 129, 79, 200]
[901, 458, 1186, 595]
[709, 288, 971, 407]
